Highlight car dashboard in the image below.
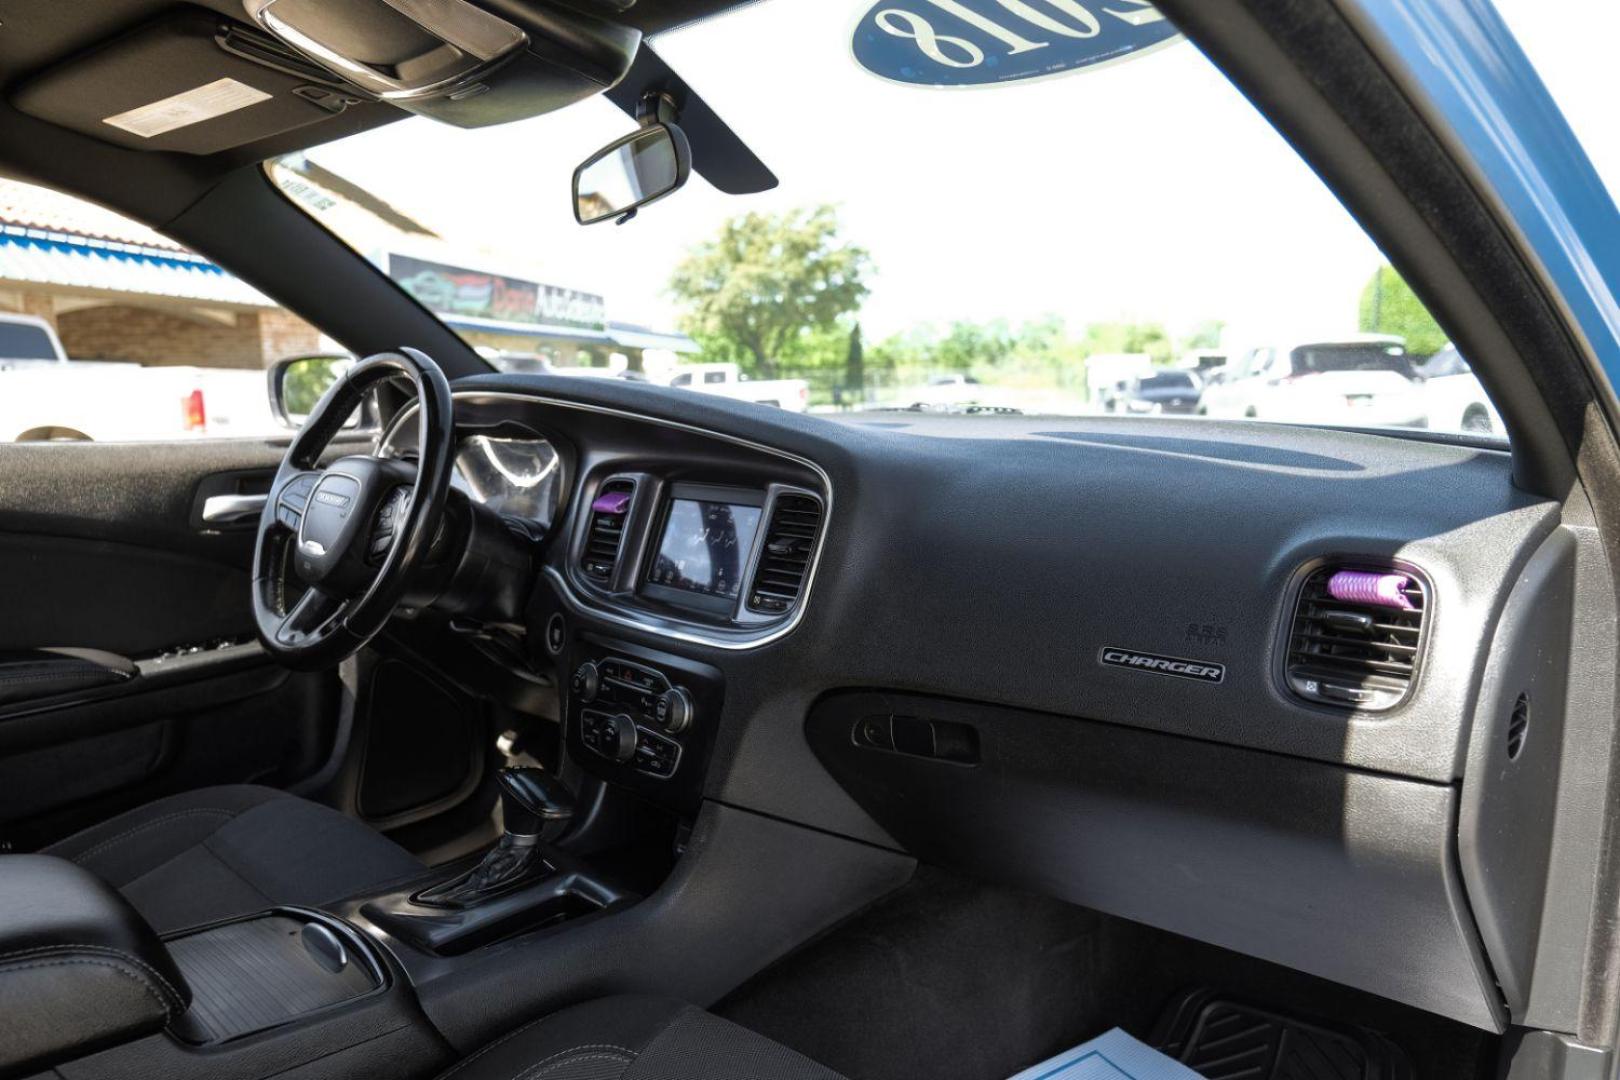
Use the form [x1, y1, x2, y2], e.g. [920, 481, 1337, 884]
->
[384, 371, 1587, 1037]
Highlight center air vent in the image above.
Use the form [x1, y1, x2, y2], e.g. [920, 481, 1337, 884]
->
[747, 493, 824, 614]
[581, 480, 635, 582]
[1285, 563, 1428, 711]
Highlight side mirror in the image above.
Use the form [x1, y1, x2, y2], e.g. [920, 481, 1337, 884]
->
[573, 122, 691, 226]
[268, 354, 362, 430]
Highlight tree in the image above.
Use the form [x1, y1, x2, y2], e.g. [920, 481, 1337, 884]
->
[667, 206, 871, 378]
[845, 324, 865, 398]
[1179, 319, 1225, 352]
[934, 319, 1014, 371]
[1081, 320, 1172, 364]
[1360, 266, 1447, 356]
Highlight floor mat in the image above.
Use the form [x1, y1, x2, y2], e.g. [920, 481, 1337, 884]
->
[1153, 990, 1413, 1079]
[716, 867, 1493, 1080]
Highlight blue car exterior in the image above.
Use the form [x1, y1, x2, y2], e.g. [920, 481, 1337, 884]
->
[1348, 0, 1620, 406]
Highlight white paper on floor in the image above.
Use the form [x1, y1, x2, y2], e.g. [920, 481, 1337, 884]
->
[1005, 1028, 1206, 1080]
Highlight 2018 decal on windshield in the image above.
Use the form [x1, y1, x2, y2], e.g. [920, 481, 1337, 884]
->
[852, 0, 1183, 88]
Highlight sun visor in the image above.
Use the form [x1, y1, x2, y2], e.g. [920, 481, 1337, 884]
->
[11, 9, 374, 155]
[12, 1, 640, 155]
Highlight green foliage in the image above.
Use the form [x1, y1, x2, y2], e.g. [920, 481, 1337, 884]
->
[1180, 319, 1225, 352]
[1360, 266, 1447, 357]
[1080, 320, 1172, 364]
[282, 355, 350, 418]
[845, 325, 864, 390]
[667, 206, 871, 378]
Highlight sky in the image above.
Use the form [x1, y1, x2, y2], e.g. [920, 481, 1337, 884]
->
[301, 0, 1620, 352]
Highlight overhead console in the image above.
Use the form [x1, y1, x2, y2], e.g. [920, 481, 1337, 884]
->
[241, 0, 640, 127]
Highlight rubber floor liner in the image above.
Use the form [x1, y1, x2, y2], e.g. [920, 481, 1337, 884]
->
[1152, 990, 1414, 1079]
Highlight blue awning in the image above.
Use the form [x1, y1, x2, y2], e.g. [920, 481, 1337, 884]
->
[0, 226, 271, 307]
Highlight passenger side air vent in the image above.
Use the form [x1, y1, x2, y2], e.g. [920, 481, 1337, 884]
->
[1285, 564, 1428, 711]
[747, 493, 824, 614]
[581, 480, 635, 582]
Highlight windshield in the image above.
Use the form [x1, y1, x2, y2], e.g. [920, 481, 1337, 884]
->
[271, 0, 1516, 440]
[1291, 344, 1412, 377]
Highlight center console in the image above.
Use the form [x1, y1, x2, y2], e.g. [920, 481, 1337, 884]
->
[0, 856, 414, 1079]
[165, 909, 384, 1045]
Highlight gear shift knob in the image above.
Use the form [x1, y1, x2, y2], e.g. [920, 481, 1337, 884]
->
[498, 767, 575, 839]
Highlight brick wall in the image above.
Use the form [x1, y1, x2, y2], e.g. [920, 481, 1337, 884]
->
[54, 304, 320, 369]
[18, 293, 58, 327]
[257, 308, 323, 362]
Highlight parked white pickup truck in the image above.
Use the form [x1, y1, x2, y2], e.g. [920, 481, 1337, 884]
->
[662, 363, 810, 412]
[0, 313, 280, 441]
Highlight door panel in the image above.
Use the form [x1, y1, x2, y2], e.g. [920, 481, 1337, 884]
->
[0, 438, 353, 847]
[0, 533, 252, 654]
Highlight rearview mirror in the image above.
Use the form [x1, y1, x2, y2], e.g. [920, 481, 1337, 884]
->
[269, 354, 362, 429]
[573, 123, 691, 226]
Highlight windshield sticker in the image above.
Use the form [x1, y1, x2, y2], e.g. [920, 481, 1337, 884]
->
[852, 0, 1183, 87]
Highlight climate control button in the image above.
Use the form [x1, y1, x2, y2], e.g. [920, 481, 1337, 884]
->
[570, 661, 600, 703]
[656, 687, 694, 734]
[580, 709, 638, 764]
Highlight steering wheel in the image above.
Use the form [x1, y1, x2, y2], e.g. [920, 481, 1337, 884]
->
[252, 348, 454, 670]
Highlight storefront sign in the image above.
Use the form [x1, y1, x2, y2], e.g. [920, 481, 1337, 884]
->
[389, 254, 606, 331]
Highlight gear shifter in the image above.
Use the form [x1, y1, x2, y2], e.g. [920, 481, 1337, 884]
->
[416, 767, 575, 908]
[496, 766, 576, 839]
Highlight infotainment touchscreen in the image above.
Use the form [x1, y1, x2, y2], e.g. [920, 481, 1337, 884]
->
[647, 498, 763, 601]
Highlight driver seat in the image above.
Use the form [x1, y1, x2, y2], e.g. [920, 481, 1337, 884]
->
[43, 784, 425, 935]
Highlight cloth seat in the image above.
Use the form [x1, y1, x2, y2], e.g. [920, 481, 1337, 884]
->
[43, 784, 424, 934]
[441, 996, 847, 1080]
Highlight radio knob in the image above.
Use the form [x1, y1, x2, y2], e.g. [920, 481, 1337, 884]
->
[656, 687, 694, 734]
[605, 713, 638, 764]
[571, 661, 600, 704]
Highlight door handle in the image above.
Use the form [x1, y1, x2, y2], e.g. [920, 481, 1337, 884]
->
[201, 493, 267, 524]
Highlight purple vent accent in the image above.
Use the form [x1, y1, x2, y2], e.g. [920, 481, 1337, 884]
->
[1327, 570, 1416, 610]
[591, 490, 632, 515]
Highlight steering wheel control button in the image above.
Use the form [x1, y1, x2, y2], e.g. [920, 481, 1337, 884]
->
[365, 487, 412, 565]
[275, 473, 322, 531]
[545, 613, 566, 656]
[571, 661, 600, 703]
[656, 687, 693, 734]
[282, 474, 317, 508]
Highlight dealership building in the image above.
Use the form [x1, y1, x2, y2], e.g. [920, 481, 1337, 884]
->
[0, 178, 320, 367]
[0, 163, 693, 370]
[272, 155, 698, 370]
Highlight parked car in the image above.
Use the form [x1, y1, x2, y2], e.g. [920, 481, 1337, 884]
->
[1197, 334, 1425, 427]
[1417, 342, 1504, 435]
[0, 313, 280, 441]
[901, 373, 983, 408]
[1111, 369, 1203, 415]
[663, 362, 809, 412]
[1085, 352, 1155, 408]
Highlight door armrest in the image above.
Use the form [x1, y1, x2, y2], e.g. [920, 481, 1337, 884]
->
[0, 647, 136, 707]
